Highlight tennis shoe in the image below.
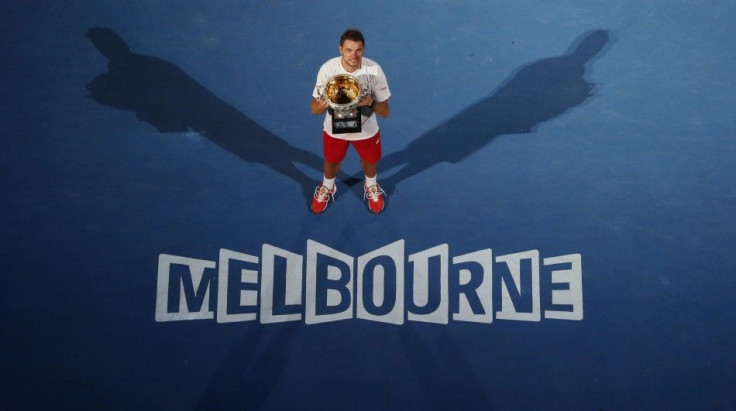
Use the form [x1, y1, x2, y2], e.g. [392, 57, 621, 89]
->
[364, 184, 385, 214]
[311, 184, 336, 214]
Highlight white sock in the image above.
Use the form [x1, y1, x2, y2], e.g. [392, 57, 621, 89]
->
[365, 175, 377, 188]
[322, 176, 335, 189]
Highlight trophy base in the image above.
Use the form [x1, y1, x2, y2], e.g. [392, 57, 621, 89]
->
[329, 108, 361, 134]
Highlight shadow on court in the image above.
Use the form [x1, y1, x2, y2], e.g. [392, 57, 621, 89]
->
[193, 323, 299, 410]
[86, 28, 324, 199]
[379, 29, 613, 194]
[87, 28, 611, 205]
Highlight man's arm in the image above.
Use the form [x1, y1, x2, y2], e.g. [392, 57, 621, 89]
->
[358, 95, 390, 118]
[373, 98, 389, 118]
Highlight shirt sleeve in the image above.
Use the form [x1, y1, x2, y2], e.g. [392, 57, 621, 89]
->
[313, 63, 330, 99]
[372, 65, 391, 103]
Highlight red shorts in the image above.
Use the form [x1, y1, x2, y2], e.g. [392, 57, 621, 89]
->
[323, 131, 382, 164]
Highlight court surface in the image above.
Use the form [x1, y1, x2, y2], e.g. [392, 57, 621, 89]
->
[2, 1, 735, 409]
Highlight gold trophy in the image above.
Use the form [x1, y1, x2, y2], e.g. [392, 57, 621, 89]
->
[321, 74, 367, 134]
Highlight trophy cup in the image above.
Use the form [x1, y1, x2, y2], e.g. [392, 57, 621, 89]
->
[321, 74, 368, 134]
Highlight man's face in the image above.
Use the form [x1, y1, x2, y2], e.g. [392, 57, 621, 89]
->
[339, 39, 364, 71]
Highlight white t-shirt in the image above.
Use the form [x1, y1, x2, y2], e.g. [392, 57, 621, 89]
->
[313, 57, 391, 140]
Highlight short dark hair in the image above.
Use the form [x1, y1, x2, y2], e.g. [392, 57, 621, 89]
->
[340, 29, 365, 47]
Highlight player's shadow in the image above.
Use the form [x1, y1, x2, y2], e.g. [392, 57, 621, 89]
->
[377, 29, 613, 195]
[193, 323, 299, 410]
[86, 28, 324, 199]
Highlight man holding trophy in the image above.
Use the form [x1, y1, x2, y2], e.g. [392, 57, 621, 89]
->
[310, 28, 391, 214]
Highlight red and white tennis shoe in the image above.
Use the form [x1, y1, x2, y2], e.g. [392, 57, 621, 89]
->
[311, 184, 336, 214]
[364, 184, 385, 214]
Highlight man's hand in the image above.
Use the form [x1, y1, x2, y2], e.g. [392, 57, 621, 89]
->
[357, 94, 374, 108]
[310, 97, 330, 115]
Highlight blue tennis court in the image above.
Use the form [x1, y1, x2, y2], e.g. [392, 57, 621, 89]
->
[2, 1, 735, 409]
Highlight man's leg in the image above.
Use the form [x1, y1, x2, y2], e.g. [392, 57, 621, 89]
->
[324, 160, 342, 183]
[311, 134, 348, 214]
[361, 160, 377, 179]
[362, 159, 379, 190]
[318, 160, 340, 198]
[354, 134, 385, 214]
